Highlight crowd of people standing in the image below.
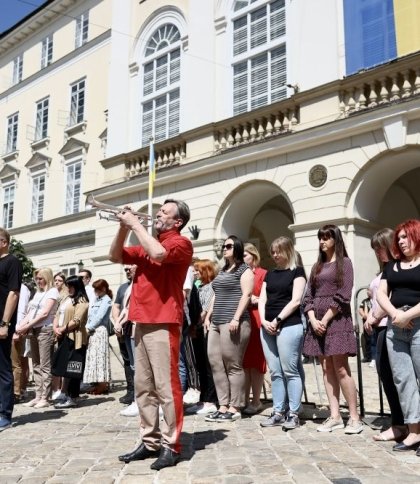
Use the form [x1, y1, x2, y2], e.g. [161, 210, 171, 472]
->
[0, 209, 419, 467]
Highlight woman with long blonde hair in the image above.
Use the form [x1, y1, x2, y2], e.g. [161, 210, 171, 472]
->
[17, 268, 59, 408]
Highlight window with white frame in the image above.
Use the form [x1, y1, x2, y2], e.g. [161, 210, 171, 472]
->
[232, 0, 287, 115]
[6, 113, 18, 153]
[61, 266, 78, 277]
[31, 172, 46, 223]
[65, 160, 82, 215]
[75, 11, 89, 48]
[41, 35, 53, 68]
[35, 98, 49, 141]
[141, 24, 181, 146]
[2, 183, 15, 229]
[12, 54, 23, 84]
[69, 79, 85, 126]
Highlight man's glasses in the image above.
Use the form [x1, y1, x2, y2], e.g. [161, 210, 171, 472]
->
[124, 268, 131, 272]
[222, 243, 234, 250]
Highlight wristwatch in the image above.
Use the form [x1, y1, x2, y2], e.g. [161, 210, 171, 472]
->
[0, 320, 10, 328]
[276, 316, 282, 325]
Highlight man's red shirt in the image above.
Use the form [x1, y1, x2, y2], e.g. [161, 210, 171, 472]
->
[122, 229, 193, 324]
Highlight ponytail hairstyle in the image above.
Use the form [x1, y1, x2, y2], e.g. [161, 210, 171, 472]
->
[92, 279, 113, 299]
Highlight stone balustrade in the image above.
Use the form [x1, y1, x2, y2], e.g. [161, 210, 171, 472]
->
[214, 105, 299, 153]
[339, 62, 420, 117]
[124, 142, 186, 178]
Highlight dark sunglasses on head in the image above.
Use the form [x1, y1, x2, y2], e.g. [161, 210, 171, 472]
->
[222, 243, 234, 250]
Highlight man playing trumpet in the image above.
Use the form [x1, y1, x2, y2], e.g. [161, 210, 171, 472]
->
[109, 198, 192, 470]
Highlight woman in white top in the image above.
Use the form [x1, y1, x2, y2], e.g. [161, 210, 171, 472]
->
[17, 268, 59, 408]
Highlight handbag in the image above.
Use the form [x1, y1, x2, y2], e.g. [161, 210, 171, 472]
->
[52, 335, 84, 379]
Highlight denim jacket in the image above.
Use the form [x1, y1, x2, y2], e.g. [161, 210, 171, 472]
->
[86, 294, 112, 331]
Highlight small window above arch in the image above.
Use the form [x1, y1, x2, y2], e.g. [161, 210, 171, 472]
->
[145, 24, 181, 57]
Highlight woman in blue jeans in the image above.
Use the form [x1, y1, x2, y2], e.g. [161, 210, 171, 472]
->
[258, 237, 306, 429]
[377, 219, 420, 455]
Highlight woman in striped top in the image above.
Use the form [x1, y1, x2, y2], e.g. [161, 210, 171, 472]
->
[204, 236, 254, 422]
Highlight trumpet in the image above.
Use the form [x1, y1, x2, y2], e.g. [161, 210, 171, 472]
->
[85, 194, 155, 227]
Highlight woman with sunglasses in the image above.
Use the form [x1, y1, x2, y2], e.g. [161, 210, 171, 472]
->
[18, 268, 59, 408]
[204, 236, 254, 422]
[303, 225, 363, 434]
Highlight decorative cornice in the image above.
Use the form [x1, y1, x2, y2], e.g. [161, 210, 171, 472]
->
[25, 152, 52, 172]
[0, 163, 20, 184]
[59, 137, 89, 163]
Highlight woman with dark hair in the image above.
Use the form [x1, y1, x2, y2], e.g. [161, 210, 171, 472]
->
[364, 228, 407, 442]
[377, 219, 420, 454]
[204, 236, 254, 422]
[53, 275, 89, 408]
[303, 225, 363, 434]
[82, 279, 113, 395]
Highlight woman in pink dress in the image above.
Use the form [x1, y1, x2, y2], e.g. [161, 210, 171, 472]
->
[242, 243, 267, 414]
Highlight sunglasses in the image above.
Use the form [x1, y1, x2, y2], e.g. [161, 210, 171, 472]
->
[124, 268, 131, 272]
[222, 243, 234, 250]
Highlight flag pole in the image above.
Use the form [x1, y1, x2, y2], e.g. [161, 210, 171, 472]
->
[148, 137, 155, 235]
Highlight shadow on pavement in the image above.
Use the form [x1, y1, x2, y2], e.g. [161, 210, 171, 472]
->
[14, 409, 67, 425]
[180, 429, 228, 460]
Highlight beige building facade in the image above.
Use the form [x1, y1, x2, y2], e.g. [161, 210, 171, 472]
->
[0, 0, 419, 292]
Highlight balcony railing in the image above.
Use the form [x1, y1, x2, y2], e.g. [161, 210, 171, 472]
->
[339, 58, 420, 116]
[103, 50, 420, 181]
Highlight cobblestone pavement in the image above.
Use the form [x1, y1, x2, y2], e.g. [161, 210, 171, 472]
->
[1, 338, 419, 484]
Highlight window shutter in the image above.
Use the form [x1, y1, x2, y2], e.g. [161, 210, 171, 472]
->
[250, 6, 267, 49]
[270, 45, 287, 102]
[270, 0, 285, 40]
[170, 49, 180, 84]
[168, 90, 180, 138]
[250, 53, 268, 110]
[155, 55, 168, 91]
[143, 62, 154, 96]
[233, 16, 248, 56]
[154, 95, 168, 143]
[142, 101, 153, 146]
[233, 61, 248, 115]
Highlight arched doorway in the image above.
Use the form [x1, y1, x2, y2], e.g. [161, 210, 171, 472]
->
[215, 181, 294, 268]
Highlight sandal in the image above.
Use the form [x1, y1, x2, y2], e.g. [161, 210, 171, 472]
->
[89, 383, 109, 395]
[373, 426, 408, 442]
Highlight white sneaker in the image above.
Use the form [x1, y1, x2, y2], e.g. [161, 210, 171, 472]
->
[344, 418, 364, 434]
[369, 360, 376, 368]
[52, 391, 66, 402]
[183, 388, 200, 405]
[120, 401, 139, 417]
[196, 404, 217, 415]
[317, 416, 344, 432]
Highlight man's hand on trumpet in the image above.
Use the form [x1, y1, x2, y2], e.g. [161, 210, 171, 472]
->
[117, 207, 144, 231]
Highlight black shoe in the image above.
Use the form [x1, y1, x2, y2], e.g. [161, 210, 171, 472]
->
[150, 447, 180, 471]
[416, 447, 420, 457]
[362, 358, 372, 363]
[119, 392, 134, 405]
[118, 443, 160, 463]
[204, 411, 221, 422]
[393, 441, 420, 452]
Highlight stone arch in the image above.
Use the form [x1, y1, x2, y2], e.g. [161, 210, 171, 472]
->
[347, 146, 420, 226]
[214, 180, 294, 267]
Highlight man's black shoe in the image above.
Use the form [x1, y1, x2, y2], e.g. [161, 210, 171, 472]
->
[118, 443, 160, 463]
[150, 447, 180, 470]
[119, 392, 134, 405]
